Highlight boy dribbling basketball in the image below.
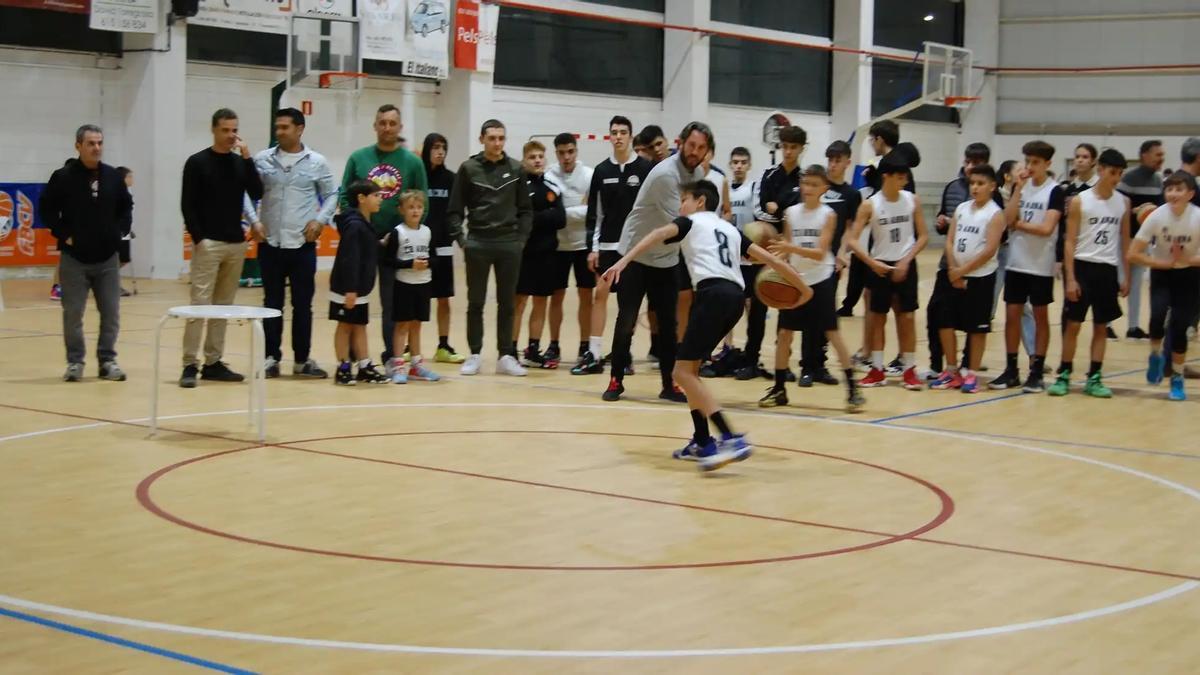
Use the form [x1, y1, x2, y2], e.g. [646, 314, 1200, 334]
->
[929, 165, 1006, 393]
[603, 180, 811, 472]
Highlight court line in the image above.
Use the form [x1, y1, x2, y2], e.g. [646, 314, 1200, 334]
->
[0, 606, 257, 674]
[888, 425, 1200, 461]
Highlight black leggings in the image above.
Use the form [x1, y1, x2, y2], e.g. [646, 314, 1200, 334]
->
[1149, 268, 1200, 355]
[610, 261, 677, 389]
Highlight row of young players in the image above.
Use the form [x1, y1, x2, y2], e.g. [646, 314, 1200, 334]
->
[838, 139, 1200, 401]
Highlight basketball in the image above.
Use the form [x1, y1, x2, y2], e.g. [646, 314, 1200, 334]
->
[755, 267, 805, 309]
[741, 221, 779, 248]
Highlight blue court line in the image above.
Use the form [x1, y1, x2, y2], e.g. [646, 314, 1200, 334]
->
[0, 606, 257, 674]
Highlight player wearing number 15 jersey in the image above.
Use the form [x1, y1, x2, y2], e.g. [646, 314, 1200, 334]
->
[602, 180, 810, 472]
[1050, 148, 1131, 398]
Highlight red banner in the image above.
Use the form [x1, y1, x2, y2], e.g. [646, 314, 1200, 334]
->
[454, 0, 496, 72]
[0, 0, 90, 14]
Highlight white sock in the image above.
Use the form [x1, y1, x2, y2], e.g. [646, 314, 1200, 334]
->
[589, 336, 602, 356]
[358, 359, 372, 369]
[411, 355, 422, 366]
[871, 351, 884, 370]
[902, 352, 916, 368]
[961, 368, 973, 378]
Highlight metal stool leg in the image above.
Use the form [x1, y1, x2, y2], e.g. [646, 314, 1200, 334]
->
[252, 318, 267, 442]
[150, 313, 170, 435]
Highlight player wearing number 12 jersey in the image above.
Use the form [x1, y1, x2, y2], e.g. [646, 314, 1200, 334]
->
[603, 180, 810, 472]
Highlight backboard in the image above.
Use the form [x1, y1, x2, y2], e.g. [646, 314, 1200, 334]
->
[923, 42, 974, 108]
[287, 0, 363, 92]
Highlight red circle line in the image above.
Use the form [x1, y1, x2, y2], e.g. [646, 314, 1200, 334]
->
[136, 430, 955, 571]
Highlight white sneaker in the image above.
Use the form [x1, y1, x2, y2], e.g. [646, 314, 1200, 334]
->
[461, 354, 482, 376]
[496, 354, 527, 377]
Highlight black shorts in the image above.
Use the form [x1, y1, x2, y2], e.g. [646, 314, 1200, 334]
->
[118, 239, 131, 264]
[1064, 260, 1122, 324]
[329, 300, 369, 325]
[596, 249, 622, 291]
[936, 270, 996, 334]
[553, 250, 596, 290]
[778, 276, 837, 332]
[676, 258, 693, 292]
[392, 280, 432, 322]
[430, 254, 454, 298]
[678, 279, 745, 361]
[517, 250, 558, 297]
[1003, 269, 1054, 307]
[741, 264, 762, 300]
[866, 259, 920, 313]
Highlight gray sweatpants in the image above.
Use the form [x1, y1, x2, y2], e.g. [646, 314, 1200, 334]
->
[60, 251, 121, 365]
[464, 240, 523, 356]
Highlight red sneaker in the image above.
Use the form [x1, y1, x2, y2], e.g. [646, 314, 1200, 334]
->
[902, 367, 924, 391]
[859, 368, 887, 387]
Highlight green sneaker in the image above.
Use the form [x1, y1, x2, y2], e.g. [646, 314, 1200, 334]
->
[1047, 370, 1071, 396]
[1083, 372, 1112, 398]
[435, 347, 465, 364]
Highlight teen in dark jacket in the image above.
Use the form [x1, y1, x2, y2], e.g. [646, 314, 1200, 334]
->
[421, 132, 465, 361]
[514, 145, 567, 366]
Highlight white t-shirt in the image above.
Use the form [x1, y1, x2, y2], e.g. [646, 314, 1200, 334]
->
[868, 190, 916, 261]
[547, 162, 593, 252]
[668, 210, 748, 289]
[1074, 189, 1127, 267]
[1007, 178, 1064, 277]
[729, 180, 756, 229]
[783, 203, 835, 285]
[392, 224, 432, 285]
[951, 200, 1003, 278]
[1134, 203, 1200, 267]
[277, 149, 305, 171]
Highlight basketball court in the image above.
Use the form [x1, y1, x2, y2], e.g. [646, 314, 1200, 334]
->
[1, 249, 1197, 673]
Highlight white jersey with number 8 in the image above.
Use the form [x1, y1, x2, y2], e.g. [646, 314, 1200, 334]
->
[868, 190, 916, 261]
[670, 211, 748, 289]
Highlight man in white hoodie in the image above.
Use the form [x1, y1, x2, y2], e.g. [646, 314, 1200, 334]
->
[547, 132, 595, 369]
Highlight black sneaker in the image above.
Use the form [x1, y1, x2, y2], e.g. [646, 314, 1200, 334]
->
[356, 363, 389, 384]
[542, 345, 561, 369]
[814, 369, 839, 385]
[293, 359, 329, 378]
[987, 368, 1020, 390]
[836, 306, 854, 318]
[335, 364, 355, 386]
[797, 372, 814, 388]
[571, 351, 604, 375]
[784, 369, 797, 383]
[1106, 326, 1118, 340]
[1126, 327, 1149, 340]
[758, 387, 788, 408]
[734, 363, 760, 381]
[602, 377, 625, 402]
[201, 361, 245, 382]
[179, 364, 199, 388]
[264, 357, 281, 379]
[1021, 371, 1045, 394]
[521, 346, 547, 368]
[699, 363, 719, 378]
[847, 388, 866, 412]
[659, 386, 688, 403]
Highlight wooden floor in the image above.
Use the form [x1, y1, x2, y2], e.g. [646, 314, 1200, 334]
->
[1, 251, 1197, 674]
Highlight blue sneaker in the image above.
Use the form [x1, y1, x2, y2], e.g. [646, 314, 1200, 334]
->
[1169, 374, 1186, 401]
[698, 434, 752, 472]
[1147, 351, 1165, 385]
[390, 358, 408, 384]
[409, 360, 441, 382]
[721, 433, 753, 462]
[678, 438, 714, 462]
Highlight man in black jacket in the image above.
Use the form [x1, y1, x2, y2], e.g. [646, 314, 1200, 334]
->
[179, 108, 264, 388]
[41, 124, 133, 382]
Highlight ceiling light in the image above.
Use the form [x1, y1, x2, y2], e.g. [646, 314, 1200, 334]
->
[923, 14, 934, 21]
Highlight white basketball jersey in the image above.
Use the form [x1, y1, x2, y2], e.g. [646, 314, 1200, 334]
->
[1134, 203, 1200, 267]
[1074, 189, 1127, 266]
[676, 211, 746, 289]
[783, 203, 835, 285]
[393, 224, 432, 284]
[729, 180, 756, 229]
[951, 200, 1002, 278]
[1007, 178, 1062, 276]
[868, 191, 916, 261]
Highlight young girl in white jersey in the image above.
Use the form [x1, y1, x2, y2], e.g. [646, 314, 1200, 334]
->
[1128, 171, 1200, 401]
[761, 165, 864, 411]
[1050, 148, 1131, 398]
[603, 180, 811, 472]
[929, 166, 1006, 393]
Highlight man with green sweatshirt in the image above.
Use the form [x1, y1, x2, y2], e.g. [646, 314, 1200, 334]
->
[340, 104, 428, 364]
[446, 119, 533, 377]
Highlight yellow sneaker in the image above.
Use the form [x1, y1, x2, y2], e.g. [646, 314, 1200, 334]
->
[435, 347, 465, 364]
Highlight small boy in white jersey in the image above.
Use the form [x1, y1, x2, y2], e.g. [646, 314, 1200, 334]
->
[382, 190, 440, 384]
[845, 155, 929, 389]
[1049, 149, 1131, 397]
[1128, 171, 1200, 401]
[929, 165, 1006, 393]
[991, 141, 1064, 393]
[760, 165, 864, 411]
[603, 180, 810, 472]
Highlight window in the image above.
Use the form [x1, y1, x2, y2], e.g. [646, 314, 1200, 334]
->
[711, 0, 832, 37]
[495, 7, 663, 99]
[0, 7, 121, 55]
[709, 36, 830, 112]
[871, 60, 957, 124]
[187, 25, 285, 67]
[873, 0, 963, 52]
[586, 0, 664, 10]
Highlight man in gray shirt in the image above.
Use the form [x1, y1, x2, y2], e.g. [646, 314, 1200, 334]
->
[248, 108, 338, 378]
[603, 121, 711, 403]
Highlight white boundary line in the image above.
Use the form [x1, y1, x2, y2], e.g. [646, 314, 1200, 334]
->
[0, 403, 1196, 658]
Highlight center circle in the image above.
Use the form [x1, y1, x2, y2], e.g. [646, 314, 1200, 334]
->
[136, 430, 955, 570]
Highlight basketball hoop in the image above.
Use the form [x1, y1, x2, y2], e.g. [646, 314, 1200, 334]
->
[943, 96, 980, 109]
[318, 71, 369, 90]
[761, 112, 791, 149]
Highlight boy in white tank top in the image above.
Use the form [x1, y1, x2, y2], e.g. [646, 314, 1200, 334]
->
[1049, 148, 1132, 398]
[992, 141, 1064, 393]
[845, 156, 929, 390]
[929, 166, 1006, 394]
